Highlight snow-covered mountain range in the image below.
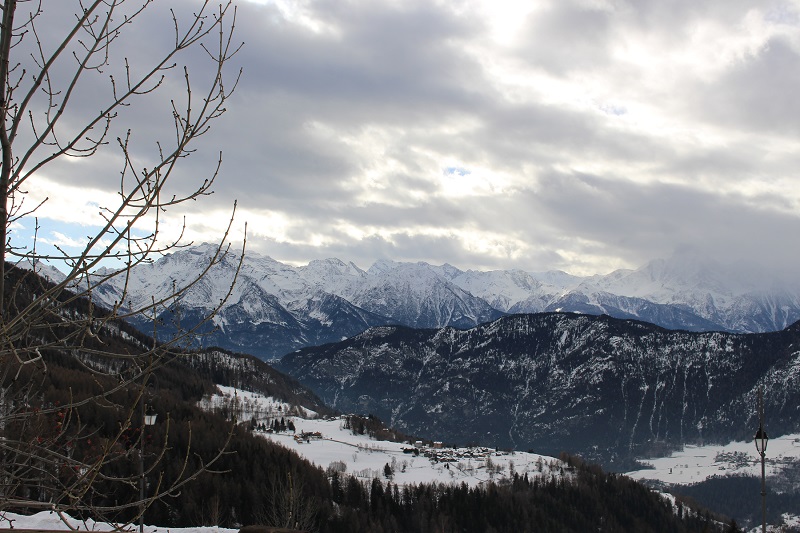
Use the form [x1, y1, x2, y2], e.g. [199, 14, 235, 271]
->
[78, 244, 800, 359]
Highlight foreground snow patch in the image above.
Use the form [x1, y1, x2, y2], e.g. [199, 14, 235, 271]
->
[0, 511, 236, 533]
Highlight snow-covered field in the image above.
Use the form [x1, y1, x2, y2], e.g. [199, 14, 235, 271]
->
[626, 433, 800, 484]
[202, 385, 566, 488]
[198, 385, 317, 419]
[627, 433, 800, 531]
[203, 384, 800, 491]
[260, 416, 563, 487]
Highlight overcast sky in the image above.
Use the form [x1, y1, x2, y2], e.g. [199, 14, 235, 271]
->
[14, 0, 800, 276]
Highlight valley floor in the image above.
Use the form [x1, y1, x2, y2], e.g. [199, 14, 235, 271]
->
[626, 433, 800, 484]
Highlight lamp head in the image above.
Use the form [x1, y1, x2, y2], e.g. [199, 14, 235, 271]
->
[144, 405, 158, 426]
[754, 426, 768, 454]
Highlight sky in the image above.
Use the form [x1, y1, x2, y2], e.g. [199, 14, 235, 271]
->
[10, 0, 800, 276]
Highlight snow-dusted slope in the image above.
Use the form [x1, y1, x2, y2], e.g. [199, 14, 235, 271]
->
[17, 260, 68, 284]
[89, 247, 504, 357]
[558, 252, 800, 332]
[90, 245, 393, 359]
[298, 257, 367, 294]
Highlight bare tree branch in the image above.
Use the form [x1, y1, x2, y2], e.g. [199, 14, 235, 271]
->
[0, 0, 244, 527]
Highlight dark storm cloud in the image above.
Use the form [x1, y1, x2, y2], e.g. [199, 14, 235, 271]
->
[234, 0, 487, 115]
[16, 0, 249, 197]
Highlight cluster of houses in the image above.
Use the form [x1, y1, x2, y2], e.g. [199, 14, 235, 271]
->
[287, 426, 509, 469]
[403, 442, 510, 465]
[293, 431, 323, 443]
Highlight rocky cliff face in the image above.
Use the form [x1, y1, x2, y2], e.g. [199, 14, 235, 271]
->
[278, 313, 800, 464]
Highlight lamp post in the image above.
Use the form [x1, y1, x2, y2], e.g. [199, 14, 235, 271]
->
[139, 391, 158, 533]
[754, 386, 768, 533]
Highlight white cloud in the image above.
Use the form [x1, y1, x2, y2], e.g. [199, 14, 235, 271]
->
[9, 0, 800, 277]
[45, 232, 85, 249]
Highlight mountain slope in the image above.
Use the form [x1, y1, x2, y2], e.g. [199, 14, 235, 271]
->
[278, 313, 800, 465]
[90, 247, 505, 358]
[92, 245, 395, 359]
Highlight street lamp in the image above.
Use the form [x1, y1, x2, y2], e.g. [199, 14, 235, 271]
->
[139, 396, 158, 533]
[753, 386, 768, 533]
[144, 409, 158, 427]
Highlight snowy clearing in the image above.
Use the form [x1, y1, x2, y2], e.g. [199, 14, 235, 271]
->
[626, 433, 800, 484]
[258, 416, 564, 487]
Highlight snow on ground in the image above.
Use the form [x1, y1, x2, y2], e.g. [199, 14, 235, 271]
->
[626, 433, 800, 484]
[258, 416, 563, 487]
[0, 511, 116, 532]
[199, 386, 565, 488]
[628, 435, 800, 531]
[783, 513, 800, 529]
[0, 510, 235, 533]
[199, 384, 317, 419]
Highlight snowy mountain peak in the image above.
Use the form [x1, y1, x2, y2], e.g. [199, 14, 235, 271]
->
[17, 260, 67, 284]
[431, 263, 464, 280]
[367, 258, 403, 276]
[300, 258, 365, 281]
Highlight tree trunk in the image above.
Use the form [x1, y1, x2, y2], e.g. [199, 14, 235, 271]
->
[0, 0, 17, 314]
